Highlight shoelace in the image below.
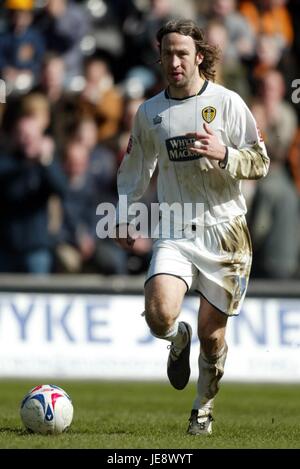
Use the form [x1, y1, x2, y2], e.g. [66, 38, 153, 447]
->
[167, 343, 182, 359]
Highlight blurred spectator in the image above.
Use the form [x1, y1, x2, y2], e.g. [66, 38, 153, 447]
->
[20, 91, 50, 132]
[34, 53, 79, 153]
[35, 0, 91, 85]
[287, 0, 300, 120]
[78, 56, 124, 143]
[248, 157, 300, 279]
[55, 139, 127, 274]
[73, 116, 117, 200]
[251, 69, 298, 160]
[198, 0, 255, 62]
[288, 0, 300, 64]
[240, 1, 298, 97]
[205, 20, 250, 100]
[248, 69, 299, 278]
[239, 0, 294, 48]
[0, 0, 45, 95]
[122, 0, 178, 72]
[55, 140, 97, 273]
[169, 0, 196, 18]
[250, 33, 285, 86]
[38, 53, 66, 104]
[84, 0, 125, 79]
[108, 0, 147, 80]
[0, 114, 66, 273]
[122, 66, 158, 100]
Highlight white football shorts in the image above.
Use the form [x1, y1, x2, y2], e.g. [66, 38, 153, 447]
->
[145, 215, 252, 316]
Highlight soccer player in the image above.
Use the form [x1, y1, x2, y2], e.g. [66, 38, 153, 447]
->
[116, 19, 269, 435]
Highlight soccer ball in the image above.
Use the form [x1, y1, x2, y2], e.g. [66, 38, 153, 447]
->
[20, 384, 73, 434]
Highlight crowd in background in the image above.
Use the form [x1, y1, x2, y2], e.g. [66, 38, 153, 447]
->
[0, 0, 299, 278]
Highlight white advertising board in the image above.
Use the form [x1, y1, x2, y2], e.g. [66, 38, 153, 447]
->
[0, 293, 299, 382]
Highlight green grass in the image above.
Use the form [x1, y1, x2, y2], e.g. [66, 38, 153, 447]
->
[0, 380, 300, 449]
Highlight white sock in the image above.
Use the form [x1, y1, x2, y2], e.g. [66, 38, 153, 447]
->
[151, 321, 188, 351]
[192, 342, 228, 410]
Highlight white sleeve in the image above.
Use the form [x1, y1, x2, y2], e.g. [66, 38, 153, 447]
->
[116, 104, 158, 224]
[223, 92, 270, 180]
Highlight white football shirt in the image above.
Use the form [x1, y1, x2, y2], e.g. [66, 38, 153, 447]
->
[117, 80, 269, 227]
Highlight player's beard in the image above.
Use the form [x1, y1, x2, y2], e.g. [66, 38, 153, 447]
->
[169, 74, 188, 88]
[168, 62, 200, 90]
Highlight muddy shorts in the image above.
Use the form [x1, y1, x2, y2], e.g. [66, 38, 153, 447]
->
[145, 215, 252, 316]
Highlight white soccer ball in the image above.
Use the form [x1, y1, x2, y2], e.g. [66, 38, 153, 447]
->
[20, 384, 73, 434]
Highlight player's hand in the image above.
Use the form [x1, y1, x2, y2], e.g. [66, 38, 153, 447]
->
[186, 123, 226, 162]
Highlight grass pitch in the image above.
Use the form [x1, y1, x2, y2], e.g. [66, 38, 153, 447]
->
[0, 380, 299, 449]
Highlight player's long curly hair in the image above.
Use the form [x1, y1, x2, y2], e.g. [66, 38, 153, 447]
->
[156, 19, 220, 82]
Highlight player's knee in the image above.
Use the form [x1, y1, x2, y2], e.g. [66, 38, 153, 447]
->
[144, 304, 174, 336]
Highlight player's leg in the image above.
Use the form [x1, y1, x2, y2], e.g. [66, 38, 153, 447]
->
[144, 274, 192, 390]
[187, 297, 228, 435]
[187, 215, 252, 435]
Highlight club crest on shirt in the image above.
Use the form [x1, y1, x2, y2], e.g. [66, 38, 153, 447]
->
[202, 106, 216, 123]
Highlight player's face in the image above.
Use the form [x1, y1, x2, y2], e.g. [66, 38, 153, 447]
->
[160, 33, 203, 96]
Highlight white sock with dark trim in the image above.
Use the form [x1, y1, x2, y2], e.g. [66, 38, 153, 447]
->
[150, 321, 189, 351]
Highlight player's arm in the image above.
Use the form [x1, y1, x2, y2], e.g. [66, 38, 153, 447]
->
[115, 104, 158, 248]
[187, 93, 269, 180]
[219, 92, 269, 180]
